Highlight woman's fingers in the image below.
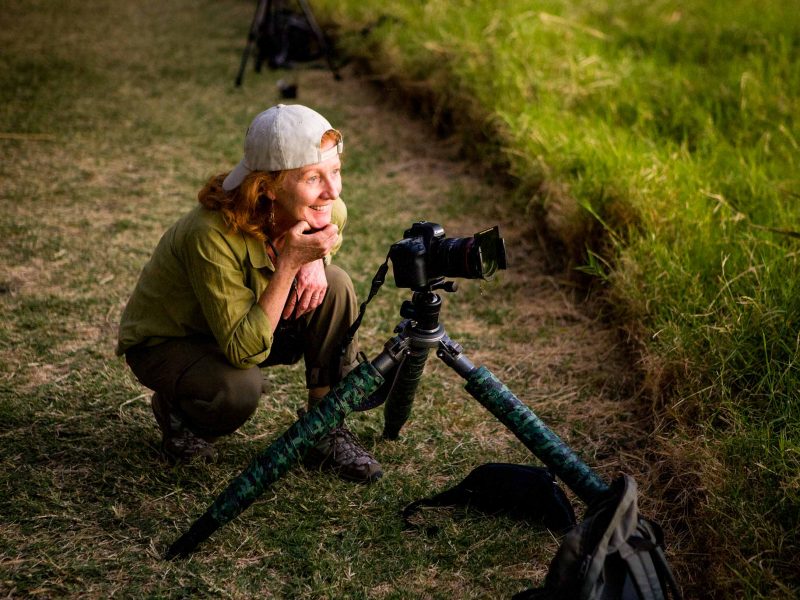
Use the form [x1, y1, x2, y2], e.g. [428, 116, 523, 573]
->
[283, 259, 328, 319]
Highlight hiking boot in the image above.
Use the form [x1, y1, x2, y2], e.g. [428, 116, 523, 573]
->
[302, 416, 383, 484]
[151, 393, 217, 464]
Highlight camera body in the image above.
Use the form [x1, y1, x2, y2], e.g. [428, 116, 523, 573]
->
[389, 221, 507, 290]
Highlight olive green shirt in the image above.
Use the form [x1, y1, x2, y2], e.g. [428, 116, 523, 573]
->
[116, 198, 347, 369]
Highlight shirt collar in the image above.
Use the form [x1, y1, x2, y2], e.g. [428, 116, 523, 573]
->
[245, 233, 275, 271]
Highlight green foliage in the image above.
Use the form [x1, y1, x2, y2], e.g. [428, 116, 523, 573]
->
[314, 0, 800, 595]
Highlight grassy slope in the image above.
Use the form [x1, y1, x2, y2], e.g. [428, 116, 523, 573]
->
[0, 1, 644, 597]
[311, 0, 800, 597]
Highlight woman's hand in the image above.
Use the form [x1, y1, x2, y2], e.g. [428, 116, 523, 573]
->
[276, 221, 339, 272]
[284, 258, 327, 319]
[260, 221, 337, 326]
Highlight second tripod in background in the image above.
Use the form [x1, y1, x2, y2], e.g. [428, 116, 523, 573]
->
[235, 0, 340, 92]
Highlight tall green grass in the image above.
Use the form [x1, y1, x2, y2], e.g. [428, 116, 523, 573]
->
[314, 0, 800, 595]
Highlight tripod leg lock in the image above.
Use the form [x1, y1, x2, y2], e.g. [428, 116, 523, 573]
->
[372, 334, 411, 376]
[436, 334, 476, 379]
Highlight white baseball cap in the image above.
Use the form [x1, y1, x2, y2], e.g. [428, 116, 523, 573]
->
[222, 104, 344, 191]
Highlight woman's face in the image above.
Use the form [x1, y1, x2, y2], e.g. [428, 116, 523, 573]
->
[269, 140, 342, 233]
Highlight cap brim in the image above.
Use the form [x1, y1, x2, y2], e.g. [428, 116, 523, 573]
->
[222, 160, 251, 191]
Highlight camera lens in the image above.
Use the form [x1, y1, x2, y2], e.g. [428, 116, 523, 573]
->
[432, 237, 481, 280]
[433, 227, 506, 281]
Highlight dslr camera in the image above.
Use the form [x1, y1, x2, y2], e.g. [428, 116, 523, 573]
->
[389, 222, 507, 290]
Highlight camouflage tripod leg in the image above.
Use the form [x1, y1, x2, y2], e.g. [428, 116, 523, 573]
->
[165, 361, 385, 559]
[464, 366, 609, 504]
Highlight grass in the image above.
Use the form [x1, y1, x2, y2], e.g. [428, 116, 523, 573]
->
[311, 0, 800, 597]
[0, 1, 649, 597]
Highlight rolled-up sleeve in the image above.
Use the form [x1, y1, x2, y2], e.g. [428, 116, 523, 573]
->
[183, 228, 272, 369]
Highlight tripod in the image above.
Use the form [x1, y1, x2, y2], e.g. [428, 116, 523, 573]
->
[166, 279, 611, 559]
[235, 0, 340, 88]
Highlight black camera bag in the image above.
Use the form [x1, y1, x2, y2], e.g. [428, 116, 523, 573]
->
[402, 463, 576, 533]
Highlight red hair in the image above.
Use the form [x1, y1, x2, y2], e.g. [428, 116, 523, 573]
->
[197, 170, 287, 242]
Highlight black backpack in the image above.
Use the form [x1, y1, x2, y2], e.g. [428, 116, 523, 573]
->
[514, 474, 682, 600]
[256, 7, 326, 70]
[403, 463, 576, 533]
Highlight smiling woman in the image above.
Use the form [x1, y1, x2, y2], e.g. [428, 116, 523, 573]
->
[269, 131, 343, 233]
[115, 104, 382, 483]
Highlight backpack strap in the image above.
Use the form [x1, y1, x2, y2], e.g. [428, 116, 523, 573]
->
[401, 471, 485, 529]
[621, 542, 663, 600]
[633, 520, 683, 600]
[401, 491, 466, 535]
[618, 521, 683, 600]
[580, 475, 639, 598]
[649, 544, 683, 599]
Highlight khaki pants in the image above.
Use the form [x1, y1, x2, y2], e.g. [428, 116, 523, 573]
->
[125, 264, 359, 439]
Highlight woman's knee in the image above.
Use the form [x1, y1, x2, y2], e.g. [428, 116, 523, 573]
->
[214, 367, 262, 431]
[218, 367, 263, 419]
[179, 364, 263, 436]
[325, 265, 356, 299]
[322, 264, 357, 313]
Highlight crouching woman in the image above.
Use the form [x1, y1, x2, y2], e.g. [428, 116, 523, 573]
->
[116, 104, 382, 483]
